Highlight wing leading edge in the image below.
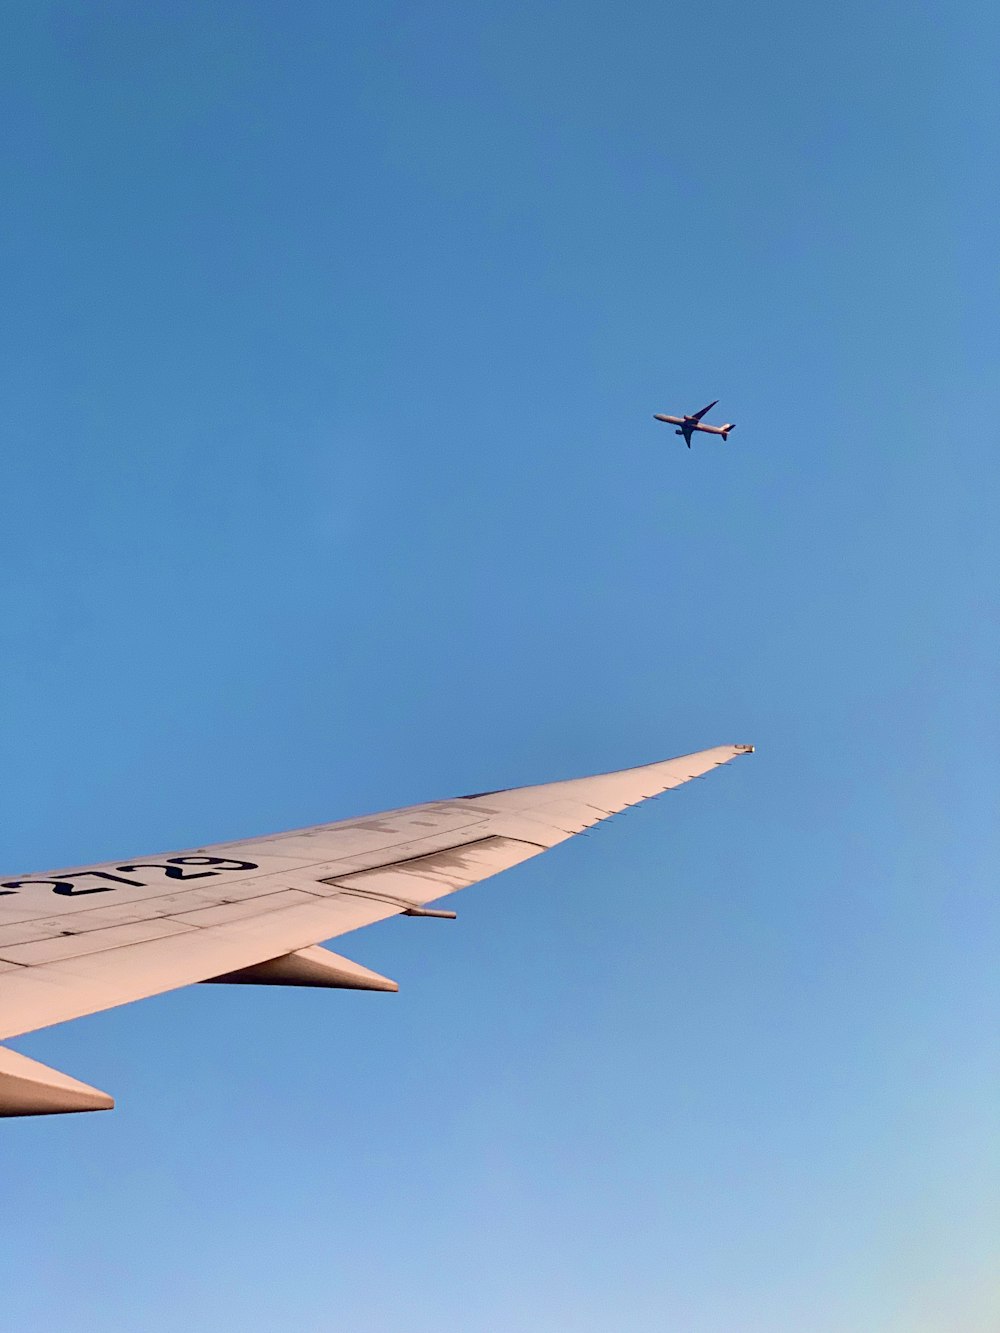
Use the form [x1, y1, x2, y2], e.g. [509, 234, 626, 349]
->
[0, 744, 753, 1114]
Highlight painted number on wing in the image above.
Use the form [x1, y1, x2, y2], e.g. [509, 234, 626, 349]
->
[0, 857, 259, 897]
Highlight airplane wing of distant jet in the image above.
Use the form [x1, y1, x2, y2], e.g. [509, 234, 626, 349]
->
[690, 400, 719, 421]
[0, 744, 752, 1116]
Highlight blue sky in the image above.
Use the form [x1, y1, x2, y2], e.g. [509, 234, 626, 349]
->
[2, 2, 997, 1329]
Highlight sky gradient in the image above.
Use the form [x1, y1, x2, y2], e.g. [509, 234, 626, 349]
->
[2, 2, 998, 1329]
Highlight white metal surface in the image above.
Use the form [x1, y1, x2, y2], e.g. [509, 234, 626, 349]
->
[0, 745, 752, 1113]
[0, 1044, 114, 1116]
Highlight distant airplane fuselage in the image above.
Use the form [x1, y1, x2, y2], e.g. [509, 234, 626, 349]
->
[654, 400, 735, 447]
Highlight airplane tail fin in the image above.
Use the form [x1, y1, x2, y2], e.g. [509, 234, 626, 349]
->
[721, 423, 735, 441]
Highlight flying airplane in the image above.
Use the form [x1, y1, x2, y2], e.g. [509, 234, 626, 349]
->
[0, 744, 753, 1116]
[654, 400, 736, 447]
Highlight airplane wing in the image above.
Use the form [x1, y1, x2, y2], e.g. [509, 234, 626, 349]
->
[691, 400, 719, 421]
[0, 744, 752, 1115]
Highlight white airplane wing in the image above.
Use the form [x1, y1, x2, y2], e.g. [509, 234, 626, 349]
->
[690, 399, 719, 421]
[0, 744, 752, 1116]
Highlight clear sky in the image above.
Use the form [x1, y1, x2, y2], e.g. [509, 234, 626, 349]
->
[2, 2, 997, 1329]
